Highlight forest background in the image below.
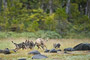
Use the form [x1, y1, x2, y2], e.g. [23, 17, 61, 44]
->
[0, 0, 90, 39]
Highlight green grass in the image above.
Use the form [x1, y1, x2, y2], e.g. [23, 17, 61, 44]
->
[0, 31, 62, 39]
[0, 38, 90, 60]
[0, 31, 90, 39]
[65, 55, 90, 60]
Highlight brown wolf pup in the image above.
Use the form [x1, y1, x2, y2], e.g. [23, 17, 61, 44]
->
[35, 38, 47, 50]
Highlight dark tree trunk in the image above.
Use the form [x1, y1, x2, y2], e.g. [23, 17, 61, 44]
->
[26, 0, 31, 9]
[0, 0, 2, 12]
[87, 0, 90, 18]
[41, 0, 47, 12]
[61, 0, 66, 8]
[80, 5, 83, 15]
[21, 0, 31, 9]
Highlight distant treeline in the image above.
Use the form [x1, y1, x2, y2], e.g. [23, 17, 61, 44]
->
[0, 0, 90, 38]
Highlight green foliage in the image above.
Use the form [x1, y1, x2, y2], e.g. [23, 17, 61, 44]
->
[55, 8, 70, 36]
[0, 0, 90, 38]
[71, 3, 80, 18]
[73, 15, 90, 32]
[45, 14, 56, 30]
[25, 9, 47, 32]
[55, 8, 67, 20]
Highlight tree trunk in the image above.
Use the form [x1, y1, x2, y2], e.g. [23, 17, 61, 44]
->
[66, 0, 70, 14]
[87, 0, 90, 18]
[11, 0, 14, 7]
[41, 0, 44, 9]
[85, 4, 87, 15]
[0, 0, 2, 12]
[80, 5, 83, 15]
[61, 0, 66, 8]
[27, 0, 31, 9]
[49, 0, 53, 15]
[3, 0, 7, 10]
[41, 0, 47, 12]
[41, 0, 46, 12]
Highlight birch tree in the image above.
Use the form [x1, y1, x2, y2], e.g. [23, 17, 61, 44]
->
[66, 0, 70, 14]
[49, 0, 53, 15]
[3, 0, 7, 10]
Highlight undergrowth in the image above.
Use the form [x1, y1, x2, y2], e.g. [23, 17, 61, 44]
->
[0, 30, 90, 39]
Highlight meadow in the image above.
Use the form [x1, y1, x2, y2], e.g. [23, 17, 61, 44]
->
[0, 38, 90, 60]
[0, 0, 90, 60]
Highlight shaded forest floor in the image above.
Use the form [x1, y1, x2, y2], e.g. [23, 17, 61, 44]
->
[0, 38, 90, 60]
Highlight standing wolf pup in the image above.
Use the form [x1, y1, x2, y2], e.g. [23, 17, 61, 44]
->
[11, 41, 26, 50]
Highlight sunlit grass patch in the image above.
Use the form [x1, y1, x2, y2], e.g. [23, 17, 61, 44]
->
[65, 55, 90, 60]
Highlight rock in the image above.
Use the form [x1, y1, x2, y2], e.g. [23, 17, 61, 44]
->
[3, 48, 11, 54]
[44, 49, 50, 53]
[0, 50, 3, 53]
[18, 58, 26, 60]
[28, 50, 40, 55]
[64, 48, 75, 51]
[57, 49, 61, 51]
[0, 58, 2, 60]
[73, 43, 90, 50]
[32, 54, 48, 59]
[50, 49, 57, 53]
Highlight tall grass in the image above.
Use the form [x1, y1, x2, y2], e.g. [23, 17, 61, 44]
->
[65, 32, 90, 39]
[0, 30, 62, 39]
[0, 30, 90, 39]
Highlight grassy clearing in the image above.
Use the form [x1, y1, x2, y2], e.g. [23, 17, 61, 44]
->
[0, 38, 90, 60]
